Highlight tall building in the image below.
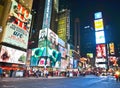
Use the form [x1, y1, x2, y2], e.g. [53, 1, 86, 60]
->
[73, 18, 80, 59]
[59, 0, 72, 44]
[50, 0, 59, 33]
[59, 0, 71, 11]
[80, 26, 96, 66]
[57, 9, 70, 43]
[0, 0, 33, 76]
[28, 0, 59, 48]
[28, 0, 45, 48]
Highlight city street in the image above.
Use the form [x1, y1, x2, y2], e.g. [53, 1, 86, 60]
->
[0, 75, 120, 88]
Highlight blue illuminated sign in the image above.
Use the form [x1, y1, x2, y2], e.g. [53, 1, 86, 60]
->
[94, 12, 102, 19]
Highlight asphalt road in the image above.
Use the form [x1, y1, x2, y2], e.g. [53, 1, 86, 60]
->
[0, 75, 120, 88]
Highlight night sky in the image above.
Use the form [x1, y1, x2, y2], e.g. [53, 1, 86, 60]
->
[70, 0, 120, 43]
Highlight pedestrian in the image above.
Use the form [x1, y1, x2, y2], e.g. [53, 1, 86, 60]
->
[0, 67, 3, 78]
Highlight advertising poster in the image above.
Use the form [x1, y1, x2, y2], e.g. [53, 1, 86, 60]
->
[58, 16, 67, 42]
[58, 45, 67, 58]
[96, 44, 106, 58]
[95, 31, 105, 44]
[94, 12, 102, 19]
[73, 60, 77, 68]
[61, 59, 69, 70]
[0, 45, 27, 64]
[30, 47, 61, 67]
[109, 42, 115, 55]
[2, 0, 32, 49]
[38, 28, 58, 50]
[94, 19, 104, 31]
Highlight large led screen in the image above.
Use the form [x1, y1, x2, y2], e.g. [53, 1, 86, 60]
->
[109, 42, 115, 55]
[58, 16, 67, 42]
[73, 60, 77, 68]
[2, 0, 32, 49]
[30, 47, 61, 67]
[96, 44, 106, 58]
[94, 12, 102, 19]
[95, 31, 105, 44]
[58, 45, 67, 58]
[0, 45, 27, 64]
[38, 28, 58, 50]
[94, 19, 104, 31]
[61, 59, 69, 69]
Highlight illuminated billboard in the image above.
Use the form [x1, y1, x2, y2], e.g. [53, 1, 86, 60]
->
[94, 12, 102, 19]
[87, 53, 93, 58]
[38, 28, 58, 49]
[96, 44, 106, 58]
[2, 0, 32, 49]
[61, 59, 69, 69]
[30, 47, 61, 67]
[109, 42, 115, 55]
[58, 15, 67, 42]
[95, 31, 105, 44]
[58, 45, 67, 58]
[94, 19, 104, 31]
[0, 45, 27, 64]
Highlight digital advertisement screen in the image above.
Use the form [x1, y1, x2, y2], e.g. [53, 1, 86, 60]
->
[73, 60, 77, 68]
[87, 53, 93, 58]
[96, 44, 106, 58]
[58, 45, 67, 58]
[94, 19, 104, 31]
[109, 42, 115, 55]
[2, 0, 32, 49]
[58, 38, 65, 47]
[30, 47, 61, 67]
[95, 31, 105, 44]
[38, 29, 58, 50]
[58, 15, 67, 42]
[94, 12, 102, 19]
[61, 59, 69, 69]
[0, 45, 27, 64]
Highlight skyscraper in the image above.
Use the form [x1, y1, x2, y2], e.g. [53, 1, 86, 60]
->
[73, 18, 80, 59]
[28, 0, 59, 48]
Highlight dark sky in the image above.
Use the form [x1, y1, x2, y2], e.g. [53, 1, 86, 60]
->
[70, 0, 120, 43]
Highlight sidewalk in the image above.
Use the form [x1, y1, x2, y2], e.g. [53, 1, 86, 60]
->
[0, 76, 66, 82]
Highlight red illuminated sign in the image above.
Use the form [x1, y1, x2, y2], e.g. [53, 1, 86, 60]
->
[96, 44, 106, 58]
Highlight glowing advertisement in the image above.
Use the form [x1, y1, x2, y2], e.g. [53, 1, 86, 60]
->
[38, 28, 58, 49]
[96, 44, 106, 58]
[61, 59, 69, 69]
[2, 0, 32, 49]
[58, 38, 65, 47]
[94, 12, 102, 19]
[73, 60, 77, 68]
[95, 31, 105, 44]
[0, 45, 27, 64]
[58, 16, 67, 42]
[42, 0, 52, 29]
[109, 42, 115, 55]
[109, 56, 117, 66]
[69, 58, 73, 68]
[87, 53, 93, 58]
[30, 47, 61, 67]
[58, 45, 67, 58]
[95, 57, 107, 68]
[94, 19, 104, 31]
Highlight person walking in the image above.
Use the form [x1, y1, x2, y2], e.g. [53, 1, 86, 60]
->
[0, 67, 3, 78]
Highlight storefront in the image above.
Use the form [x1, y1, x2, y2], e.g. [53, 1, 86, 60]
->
[0, 62, 26, 77]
